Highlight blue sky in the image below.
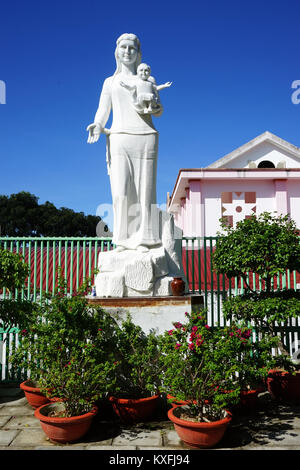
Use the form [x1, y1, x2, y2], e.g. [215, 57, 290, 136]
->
[1, 0, 300, 228]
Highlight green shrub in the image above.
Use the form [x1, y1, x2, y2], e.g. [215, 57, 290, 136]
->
[111, 315, 161, 399]
[10, 281, 119, 416]
[223, 290, 300, 364]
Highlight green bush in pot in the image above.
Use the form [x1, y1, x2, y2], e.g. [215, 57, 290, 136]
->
[158, 311, 274, 448]
[111, 314, 161, 399]
[213, 212, 300, 368]
[159, 311, 274, 417]
[10, 279, 119, 416]
[107, 314, 162, 423]
[213, 212, 300, 401]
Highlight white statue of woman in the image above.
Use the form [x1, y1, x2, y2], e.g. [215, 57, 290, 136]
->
[87, 33, 165, 253]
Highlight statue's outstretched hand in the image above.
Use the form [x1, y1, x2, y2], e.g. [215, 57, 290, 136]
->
[86, 123, 102, 143]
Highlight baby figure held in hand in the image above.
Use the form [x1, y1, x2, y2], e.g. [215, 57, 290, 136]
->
[120, 63, 172, 114]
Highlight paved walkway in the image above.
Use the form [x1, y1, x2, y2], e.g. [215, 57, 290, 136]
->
[0, 386, 300, 451]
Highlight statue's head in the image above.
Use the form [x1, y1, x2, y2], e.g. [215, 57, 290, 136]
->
[137, 63, 151, 80]
[114, 33, 141, 74]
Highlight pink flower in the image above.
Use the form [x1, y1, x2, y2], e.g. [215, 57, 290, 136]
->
[175, 343, 182, 350]
[168, 329, 174, 335]
[204, 324, 210, 329]
[188, 343, 195, 350]
[174, 322, 182, 329]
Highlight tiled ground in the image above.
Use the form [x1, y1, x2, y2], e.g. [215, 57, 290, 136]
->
[0, 386, 300, 450]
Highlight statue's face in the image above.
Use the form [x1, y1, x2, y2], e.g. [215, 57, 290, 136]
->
[117, 39, 138, 65]
[138, 65, 151, 80]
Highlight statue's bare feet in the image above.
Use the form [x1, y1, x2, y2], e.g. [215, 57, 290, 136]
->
[114, 246, 126, 252]
[137, 245, 149, 253]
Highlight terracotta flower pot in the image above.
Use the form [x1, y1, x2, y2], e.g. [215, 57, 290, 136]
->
[20, 380, 50, 409]
[267, 369, 300, 402]
[166, 394, 203, 408]
[240, 388, 264, 408]
[167, 406, 232, 449]
[109, 394, 160, 424]
[170, 277, 185, 296]
[34, 402, 98, 443]
[167, 394, 190, 408]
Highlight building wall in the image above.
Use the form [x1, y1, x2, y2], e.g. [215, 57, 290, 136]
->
[178, 178, 300, 237]
[220, 142, 300, 169]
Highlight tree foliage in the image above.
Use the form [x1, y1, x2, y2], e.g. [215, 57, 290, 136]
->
[0, 191, 104, 237]
[213, 212, 300, 292]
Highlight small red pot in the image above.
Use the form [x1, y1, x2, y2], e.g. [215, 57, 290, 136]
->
[109, 394, 160, 424]
[267, 369, 300, 402]
[20, 380, 50, 409]
[168, 406, 232, 449]
[170, 277, 185, 296]
[34, 402, 98, 443]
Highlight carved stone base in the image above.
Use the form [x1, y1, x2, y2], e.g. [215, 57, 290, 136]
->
[94, 210, 187, 298]
[94, 245, 187, 297]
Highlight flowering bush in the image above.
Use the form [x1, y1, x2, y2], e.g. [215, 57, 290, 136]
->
[110, 315, 161, 399]
[159, 311, 276, 421]
[10, 279, 119, 416]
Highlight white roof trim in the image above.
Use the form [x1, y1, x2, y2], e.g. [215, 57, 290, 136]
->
[206, 131, 300, 168]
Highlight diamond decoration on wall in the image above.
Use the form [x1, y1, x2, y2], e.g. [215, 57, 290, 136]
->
[221, 192, 256, 227]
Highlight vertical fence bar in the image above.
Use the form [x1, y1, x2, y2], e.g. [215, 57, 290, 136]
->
[203, 237, 208, 316]
[21, 240, 26, 300]
[198, 238, 201, 294]
[15, 240, 20, 300]
[94, 240, 98, 273]
[33, 240, 38, 302]
[27, 241, 31, 300]
[52, 241, 56, 295]
[83, 240, 86, 282]
[70, 240, 74, 295]
[58, 240, 62, 287]
[39, 240, 44, 302]
[191, 238, 195, 294]
[185, 239, 189, 292]
[76, 240, 80, 291]
[88, 241, 92, 280]
[64, 240, 68, 294]
[209, 238, 214, 326]
[45, 240, 50, 295]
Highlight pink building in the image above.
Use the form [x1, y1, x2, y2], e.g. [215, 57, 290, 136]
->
[168, 131, 300, 237]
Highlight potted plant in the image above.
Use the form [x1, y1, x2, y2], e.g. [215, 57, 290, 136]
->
[213, 212, 300, 402]
[10, 279, 119, 442]
[108, 314, 161, 423]
[34, 338, 116, 443]
[158, 311, 269, 448]
[0, 247, 35, 393]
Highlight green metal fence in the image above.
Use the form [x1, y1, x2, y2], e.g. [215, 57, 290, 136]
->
[0, 236, 300, 382]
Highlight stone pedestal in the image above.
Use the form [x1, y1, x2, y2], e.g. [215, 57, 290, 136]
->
[87, 294, 204, 334]
[94, 210, 188, 298]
